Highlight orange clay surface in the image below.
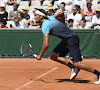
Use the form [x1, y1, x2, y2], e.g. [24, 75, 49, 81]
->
[0, 58, 100, 90]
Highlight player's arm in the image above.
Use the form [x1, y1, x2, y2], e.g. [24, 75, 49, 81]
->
[36, 33, 49, 60]
[54, 11, 65, 24]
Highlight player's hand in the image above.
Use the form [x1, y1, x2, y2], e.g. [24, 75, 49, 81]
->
[36, 55, 42, 60]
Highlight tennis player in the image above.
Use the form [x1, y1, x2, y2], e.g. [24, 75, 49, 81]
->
[35, 9, 100, 84]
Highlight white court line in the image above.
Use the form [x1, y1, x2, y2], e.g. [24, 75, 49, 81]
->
[15, 67, 58, 90]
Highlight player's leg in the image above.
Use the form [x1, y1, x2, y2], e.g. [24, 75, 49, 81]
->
[68, 34, 82, 80]
[69, 34, 100, 84]
[50, 52, 78, 80]
[73, 61, 100, 84]
[50, 40, 78, 79]
[73, 61, 95, 73]
[50, 52, 75, 69]
[70, 60, 80, 80]
[50, 40, 75, 69]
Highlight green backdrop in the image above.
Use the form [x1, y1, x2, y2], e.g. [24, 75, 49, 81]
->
[0, 29, 100, 58]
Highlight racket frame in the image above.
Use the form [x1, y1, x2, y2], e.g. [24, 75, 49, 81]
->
[20, 42, 37, 57]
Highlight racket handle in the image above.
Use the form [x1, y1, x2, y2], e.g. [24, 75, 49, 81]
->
[31, 50, 37, 57]
[34, 54, 37, 57]
[31, 53, 37, 57]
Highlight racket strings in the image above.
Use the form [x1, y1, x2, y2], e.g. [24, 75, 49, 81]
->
[21, 42, 37, 57]
[21, 43, 31, 57]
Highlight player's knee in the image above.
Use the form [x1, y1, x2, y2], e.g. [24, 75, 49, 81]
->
[50, 54, 57, 60]
[50, 52, 58, 60]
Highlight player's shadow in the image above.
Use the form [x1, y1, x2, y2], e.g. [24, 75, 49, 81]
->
[56, 78, 90, 83]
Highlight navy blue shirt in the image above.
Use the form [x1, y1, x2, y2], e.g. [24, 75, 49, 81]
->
[41, 15, 75, 39]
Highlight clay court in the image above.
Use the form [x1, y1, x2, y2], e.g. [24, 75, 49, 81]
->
[0, 58, 100, 90]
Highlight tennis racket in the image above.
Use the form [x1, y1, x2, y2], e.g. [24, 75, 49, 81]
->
[20, 42, 37, 57]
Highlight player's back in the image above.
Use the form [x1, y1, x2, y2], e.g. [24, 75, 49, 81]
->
[42, 15, 76, 39]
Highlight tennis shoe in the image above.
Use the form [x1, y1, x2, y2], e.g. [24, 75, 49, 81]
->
[70, 68, 80, 80]
[94, 75, 100, 84]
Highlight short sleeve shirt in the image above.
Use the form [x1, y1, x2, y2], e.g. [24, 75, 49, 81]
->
[67, 13, 82, 26]
[41, 15, 75, 39]
[92, 15, 100, 24]
[9, 10, 21, 19]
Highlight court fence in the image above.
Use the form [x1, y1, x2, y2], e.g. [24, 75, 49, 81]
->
[0, 28, 100, 58]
